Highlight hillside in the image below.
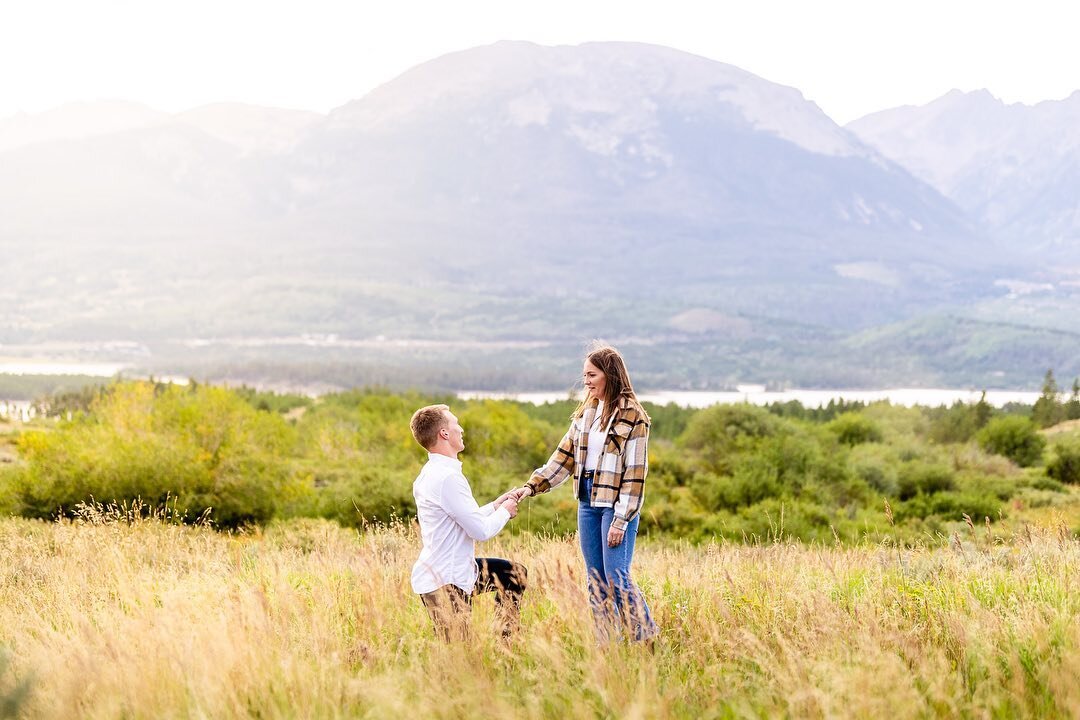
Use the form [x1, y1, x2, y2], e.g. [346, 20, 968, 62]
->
[2, 43, 1074, 389]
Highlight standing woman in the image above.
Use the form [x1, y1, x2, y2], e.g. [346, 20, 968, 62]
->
[517, 344, 658, 642]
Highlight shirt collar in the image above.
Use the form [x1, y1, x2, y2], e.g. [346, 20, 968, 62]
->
[427, 452, 462, 470]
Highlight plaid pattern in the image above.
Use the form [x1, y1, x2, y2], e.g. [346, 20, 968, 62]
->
[526, 396, 649, 532]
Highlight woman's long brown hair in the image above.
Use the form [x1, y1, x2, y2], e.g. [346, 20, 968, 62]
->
[573, 342, 648, 430]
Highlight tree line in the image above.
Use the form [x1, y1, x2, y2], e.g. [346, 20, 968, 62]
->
[1, 375, 1078, 543]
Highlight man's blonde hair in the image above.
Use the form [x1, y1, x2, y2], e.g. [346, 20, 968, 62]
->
[410, 404, 450, 450]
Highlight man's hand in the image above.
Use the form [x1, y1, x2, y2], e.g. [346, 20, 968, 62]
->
[495, 486, 531, 507]
[607, 525, 625, 548]
[500, 496, 519, 518]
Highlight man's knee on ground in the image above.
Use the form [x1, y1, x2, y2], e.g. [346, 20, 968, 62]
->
[510, 561, 528, 591]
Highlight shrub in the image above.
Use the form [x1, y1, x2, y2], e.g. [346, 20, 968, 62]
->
[681, 404, 780, 453]
[848, 444, 899, 496]
[680, 404, 785, 475]
[897, 462, 955, 500]
[1046, 439, 1080, 485]
[306, 466, 416, 527]
[896, 491, 1004, 521]
[457, 401, 551, 469]
[826, 412, 883, 446]
[925, 401, 987, 444]
[976, 416, 1046, 467]
[693, 469, 780, 512]
[11, 382, 300, 527]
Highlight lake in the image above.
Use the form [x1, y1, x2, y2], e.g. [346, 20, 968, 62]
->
[458, 388, 1042, 409]
[0, 357, 1044, 409]
[0, 361, 129, 376]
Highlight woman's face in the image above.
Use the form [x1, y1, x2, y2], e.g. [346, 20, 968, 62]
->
[583, 359, 607, 401]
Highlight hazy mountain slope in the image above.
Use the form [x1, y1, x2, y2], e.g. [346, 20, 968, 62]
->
[176, 103, 322, 155]
[0, 124, 272, 240]
[0, 101, 166, 153]
[284, 41, 982, 317]
[843, 314, 1080, 387]
[3, 41, 1052, 389]
[848, 90, 1080, 247]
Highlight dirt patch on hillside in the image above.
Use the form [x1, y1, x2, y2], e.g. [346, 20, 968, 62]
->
[0, 437, 18, 464]
[284, 406, 309, 423]
[1042, 419, 1080, 437]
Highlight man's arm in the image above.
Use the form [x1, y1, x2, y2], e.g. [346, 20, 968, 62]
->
[442, 473, 513, 541]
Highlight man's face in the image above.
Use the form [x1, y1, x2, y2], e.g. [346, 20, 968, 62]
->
[441, 411, 465, 453]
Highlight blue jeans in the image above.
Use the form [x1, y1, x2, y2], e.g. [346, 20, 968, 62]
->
[577, 475, 658, 642]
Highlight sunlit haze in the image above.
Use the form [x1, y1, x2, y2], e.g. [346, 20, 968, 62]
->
[3, 0, 1079, 124]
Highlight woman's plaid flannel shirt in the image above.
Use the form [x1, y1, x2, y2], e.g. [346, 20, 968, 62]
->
[525, 396, 650, 532]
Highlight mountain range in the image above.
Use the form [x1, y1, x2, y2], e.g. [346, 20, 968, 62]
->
[848, 89, 1080, 249]
[1, 41, 1078, 390]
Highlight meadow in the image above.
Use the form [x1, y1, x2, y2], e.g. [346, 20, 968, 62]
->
[3, 380, 1080, 718]
[2, 512, 1080, 719]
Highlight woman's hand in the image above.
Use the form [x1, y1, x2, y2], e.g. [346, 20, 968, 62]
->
[607, 525, 624, 548]
[496, 486, 532, 506]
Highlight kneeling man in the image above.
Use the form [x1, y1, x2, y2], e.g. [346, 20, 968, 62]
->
[409, 404, 527, 641]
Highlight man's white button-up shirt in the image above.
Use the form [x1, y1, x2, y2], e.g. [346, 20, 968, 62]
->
[410, 452, 510, 595]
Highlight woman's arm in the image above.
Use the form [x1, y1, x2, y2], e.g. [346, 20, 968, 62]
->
[610, 415, 649, 533]
[523, 424, 576, 497]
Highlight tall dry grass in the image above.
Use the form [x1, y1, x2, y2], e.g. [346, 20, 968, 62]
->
[2, 510, 1080, 719]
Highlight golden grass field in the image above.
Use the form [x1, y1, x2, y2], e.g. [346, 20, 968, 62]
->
[2, 508, 1080, 719]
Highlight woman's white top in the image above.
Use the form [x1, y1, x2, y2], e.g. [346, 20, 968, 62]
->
[585, 401, 608, 471]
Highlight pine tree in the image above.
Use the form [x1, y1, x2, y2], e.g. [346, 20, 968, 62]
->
[974, 390, 993, 429]
[1032, 369, 1065, 428]
[1066, 378, 1080, 421]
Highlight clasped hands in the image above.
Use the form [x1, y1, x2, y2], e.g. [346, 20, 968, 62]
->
[492, 486, 532, 518]
[492, 485, 624, 547]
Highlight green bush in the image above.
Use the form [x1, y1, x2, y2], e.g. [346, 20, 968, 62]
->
[976, 416, 1046, 467]
[848, 444, 899, 496]
[10, 382, 301, 527]
[896, 491, 1004, 521]
[1028, 475, 1066, 492]
[924, 399, 991, 444]
[305, 465, 416, 527]
[680, 404, 781, 472]
[648, 444, 694, 489]
[693, 470, 779, 512]
[1046, 439, 1080, 485]
[457, 401, 552, 469]
[897, 462, 955, 500]
[0, 468, 15, 517]
[826, 412, 883, 446]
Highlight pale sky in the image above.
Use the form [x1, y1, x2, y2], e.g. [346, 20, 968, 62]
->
[2, 0, 1078, 125]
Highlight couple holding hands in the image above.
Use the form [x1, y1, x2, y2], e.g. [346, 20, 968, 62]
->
[409, 344, 658, 644]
